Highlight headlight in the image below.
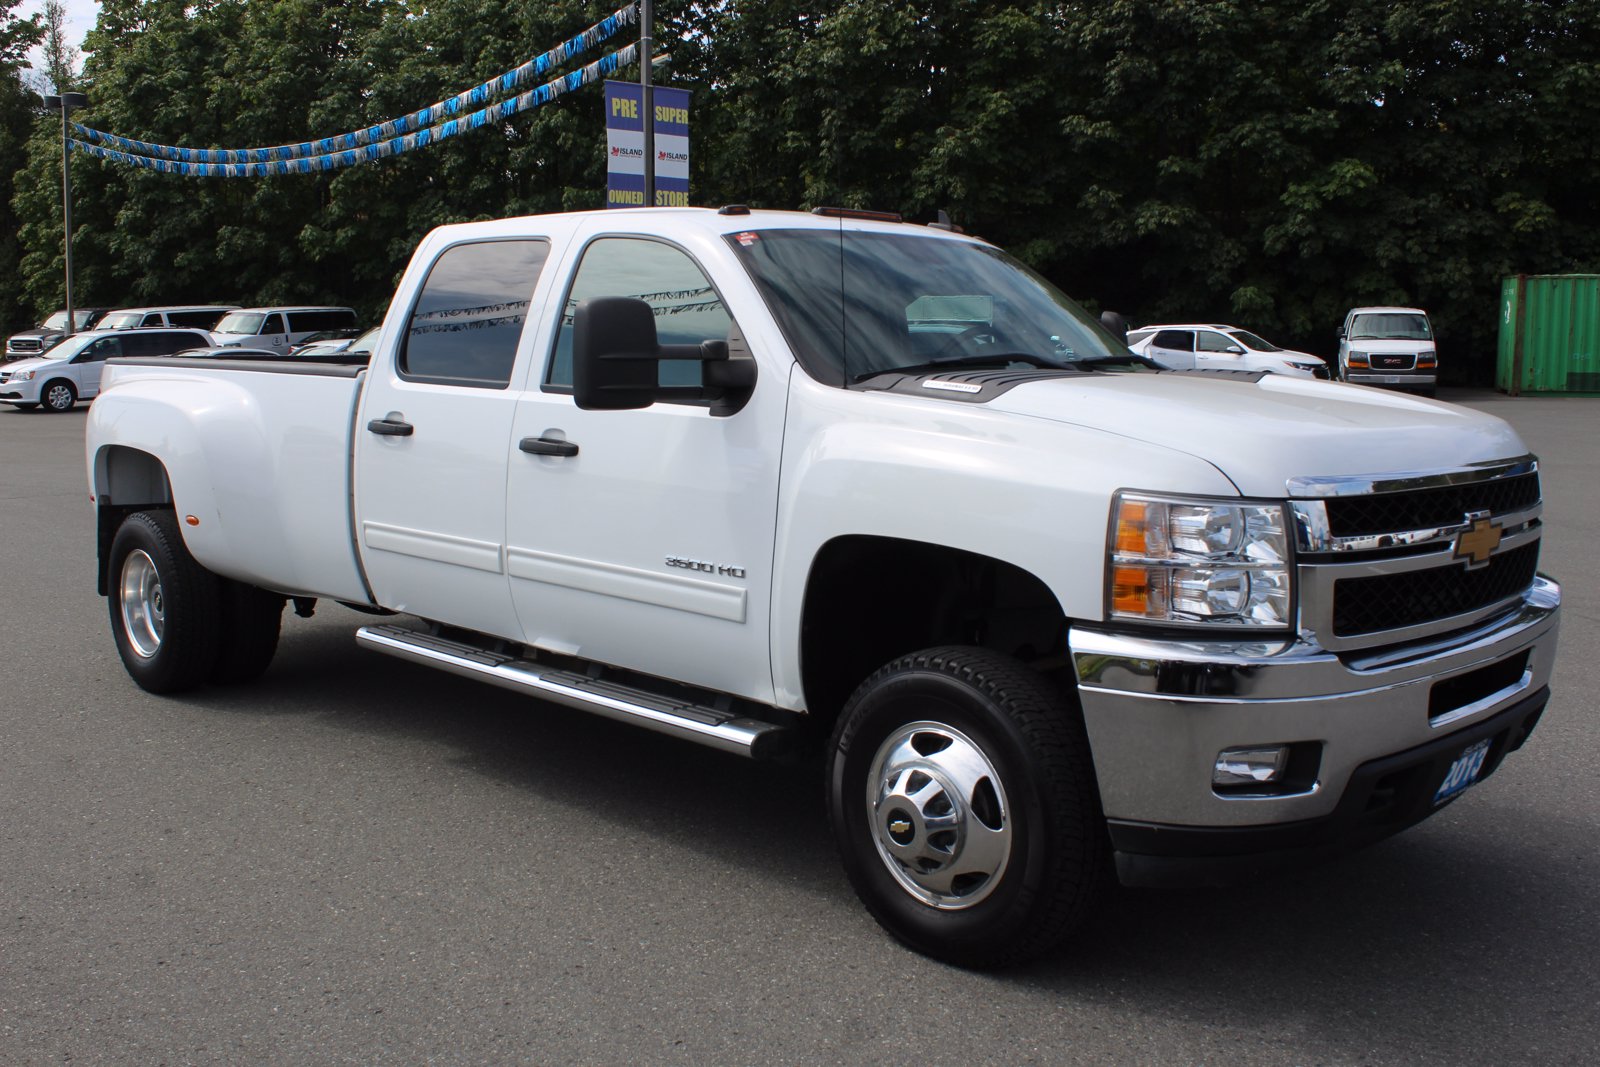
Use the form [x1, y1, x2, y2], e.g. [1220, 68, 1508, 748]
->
[1347, 350, 1370, 367]
[11, 369, 33, 381]
[1108, 492, 1293, 628]
[1288, 361, 1321, 372]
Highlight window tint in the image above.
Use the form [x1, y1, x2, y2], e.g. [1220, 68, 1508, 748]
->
[75, 337, 122, 362]
[548, 238, 730, 389]
[1196, 331, 1236, 353]
[1126, 329, 1156, 346]
[261, 313, 286, 335]
[1151, 330, 1195, 351]
[290, 310, 357, 333]
[169, 310, 227, 328]
[401, 239, 550, 387]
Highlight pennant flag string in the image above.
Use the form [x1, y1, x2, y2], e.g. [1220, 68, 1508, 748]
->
[71, 44, 638, 177]
[71, 4, 637, 166]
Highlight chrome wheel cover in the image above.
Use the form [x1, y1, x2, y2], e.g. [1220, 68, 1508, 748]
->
[45, 383, 73, 410]
[119, 549, 164, 658]
[865, 721, 1012, 909]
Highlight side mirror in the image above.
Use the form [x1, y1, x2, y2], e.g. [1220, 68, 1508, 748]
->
[1099, 309, 1129, 345]
[1225, 345, 1244, 355]
[573, 297, 660, 410]
[572, 296, 757, 416]
[1335, 326, 1346, 338]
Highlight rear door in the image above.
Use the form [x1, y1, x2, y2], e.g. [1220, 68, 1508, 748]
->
[353, 235, 561, 636]
[1146, 329, 1197, 370]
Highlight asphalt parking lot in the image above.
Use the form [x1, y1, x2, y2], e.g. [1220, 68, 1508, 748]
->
[1, 391, 1595, 1064]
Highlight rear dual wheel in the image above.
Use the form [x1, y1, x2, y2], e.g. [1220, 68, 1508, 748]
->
[827, 646, 1108, 968]
[108, 510, 284, 693]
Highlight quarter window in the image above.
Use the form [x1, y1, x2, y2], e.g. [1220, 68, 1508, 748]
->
[401, 240, 551, 388]
[547, 238, 732, 391]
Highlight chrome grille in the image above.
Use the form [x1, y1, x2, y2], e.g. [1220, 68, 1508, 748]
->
[1290, 458, 1543, 650]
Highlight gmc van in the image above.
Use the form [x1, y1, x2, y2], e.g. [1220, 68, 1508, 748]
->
[211, 307, 358, 352]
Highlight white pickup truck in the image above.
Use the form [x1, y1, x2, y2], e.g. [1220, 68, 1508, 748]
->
[86, 207, 1560, 967]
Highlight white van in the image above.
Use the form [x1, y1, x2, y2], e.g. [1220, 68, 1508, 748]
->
[0, 327, 215, 411]
[1336, 306, 1438, 393]
[97, 306, 239, 331]
[211, 307, 358, 352]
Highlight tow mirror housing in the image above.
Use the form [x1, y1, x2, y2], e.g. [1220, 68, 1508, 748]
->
[573, 297, 757, 416]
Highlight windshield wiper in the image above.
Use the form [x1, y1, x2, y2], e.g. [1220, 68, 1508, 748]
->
[853, 352, 1071, 383]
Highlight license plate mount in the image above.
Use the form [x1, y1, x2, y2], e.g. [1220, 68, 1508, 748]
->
[1433, 738, 1492, 805]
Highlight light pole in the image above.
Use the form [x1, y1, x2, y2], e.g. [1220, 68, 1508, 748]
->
[41, 92, 88, 337]
[640, 0, 654, 208]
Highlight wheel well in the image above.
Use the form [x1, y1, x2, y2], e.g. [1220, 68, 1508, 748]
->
[94, 447, 173, 596]
[799, 536, 1069, 731]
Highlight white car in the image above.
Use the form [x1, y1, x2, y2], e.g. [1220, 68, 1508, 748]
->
[0, 327, 214, 412]
[1128, 323, 1328, 378]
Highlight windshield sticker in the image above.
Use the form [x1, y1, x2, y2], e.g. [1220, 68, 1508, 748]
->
[734, 231, 759, 246]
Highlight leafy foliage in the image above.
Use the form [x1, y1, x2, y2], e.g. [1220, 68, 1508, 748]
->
[4, 0, 1598, 380]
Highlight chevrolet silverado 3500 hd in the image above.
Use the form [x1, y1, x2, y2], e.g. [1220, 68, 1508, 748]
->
[86, 207, 1559, 967]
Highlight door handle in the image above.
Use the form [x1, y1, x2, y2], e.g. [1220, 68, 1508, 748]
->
[367, 418, 414, 437]
[519, 436, 578, 457]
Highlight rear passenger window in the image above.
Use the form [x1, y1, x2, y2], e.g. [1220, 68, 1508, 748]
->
[1152, 330, 1195, 351]
[401, 239, 551, 388]
[170, 310, 224, 328]
[290, 310, 357, 333]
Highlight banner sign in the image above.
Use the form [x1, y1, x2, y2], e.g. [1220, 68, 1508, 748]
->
[604, 81, 690, 208]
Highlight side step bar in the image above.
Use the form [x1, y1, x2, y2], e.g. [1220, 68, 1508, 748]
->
[355, 623, 792, 759]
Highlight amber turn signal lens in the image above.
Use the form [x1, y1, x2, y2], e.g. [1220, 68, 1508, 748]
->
[1115, 500, 1149, 555]
[1112, 565, 1152, 616]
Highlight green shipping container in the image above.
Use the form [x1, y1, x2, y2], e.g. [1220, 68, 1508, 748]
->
[1497, 274, 1600, 395]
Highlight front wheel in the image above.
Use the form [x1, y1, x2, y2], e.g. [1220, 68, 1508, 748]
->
[41, 379, 77, 412]
[827, 646, 1108, 968]
[108, 510, 222, 693]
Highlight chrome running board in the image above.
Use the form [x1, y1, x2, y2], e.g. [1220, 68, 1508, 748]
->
[355, 623, 791, 759]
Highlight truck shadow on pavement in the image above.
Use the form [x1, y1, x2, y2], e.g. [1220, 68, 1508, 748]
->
[196, 612, 1596, 1058]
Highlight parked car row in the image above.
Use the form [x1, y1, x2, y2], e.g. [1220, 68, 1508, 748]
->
[1, 305, 367, 413]
[1121, 306, 1438, 394]
[5, 304, 359, 362]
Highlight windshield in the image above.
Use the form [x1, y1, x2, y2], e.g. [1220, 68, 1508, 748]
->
[1228, 329, 1279, 352]
[99, 312, 144, 329]
[32, 332, 98, 361]
[41, 311, 70, 330]
[1351, 313, 1431, 341]
[727, 228, 1131, 383]
[215, 312, 265, 335]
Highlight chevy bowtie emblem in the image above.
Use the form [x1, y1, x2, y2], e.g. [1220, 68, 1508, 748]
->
[1453, 514, 1502, 567]
[889, 819, 912, 835]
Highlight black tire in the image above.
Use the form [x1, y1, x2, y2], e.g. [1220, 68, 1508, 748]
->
[210, 579, 285, 684]
[827, 646, 1108, 968]
[107, 510, 222, 693]
[40, 379, 76, 412]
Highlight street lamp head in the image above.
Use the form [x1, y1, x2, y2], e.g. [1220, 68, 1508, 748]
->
[41, 92, 88, 112]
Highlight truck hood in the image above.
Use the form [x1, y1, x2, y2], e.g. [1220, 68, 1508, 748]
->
[986, 372, 1523, 498]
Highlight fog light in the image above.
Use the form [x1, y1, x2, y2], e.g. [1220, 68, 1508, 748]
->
[1214, 745, 1290, 786]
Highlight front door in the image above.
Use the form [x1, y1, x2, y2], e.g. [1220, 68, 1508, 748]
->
[504, 230, 786, 703]
[70, 335, 122, 398]
[354, 236, 558, 636]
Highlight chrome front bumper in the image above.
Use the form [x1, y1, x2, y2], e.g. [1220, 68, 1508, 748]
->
[1070, 576, 1560, 829]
